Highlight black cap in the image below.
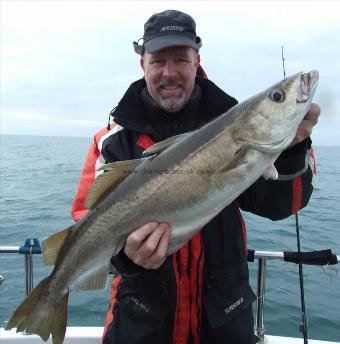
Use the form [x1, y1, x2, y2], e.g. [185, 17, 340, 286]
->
[133, 10, 202, 55]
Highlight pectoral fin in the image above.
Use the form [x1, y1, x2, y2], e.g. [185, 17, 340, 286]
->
[215, 147, 248, 174]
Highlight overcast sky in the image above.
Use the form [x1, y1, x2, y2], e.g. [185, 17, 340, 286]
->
[1, 0, 339, 146]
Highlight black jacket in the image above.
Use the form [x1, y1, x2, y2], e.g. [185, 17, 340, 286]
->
[97, 77, 314, 344]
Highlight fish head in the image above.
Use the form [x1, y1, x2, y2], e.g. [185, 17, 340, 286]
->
[233, 70, 319, 153]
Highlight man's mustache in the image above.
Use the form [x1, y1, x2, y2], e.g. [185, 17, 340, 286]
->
[158, 80, 184, 88]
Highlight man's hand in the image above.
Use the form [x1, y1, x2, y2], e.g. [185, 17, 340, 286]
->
[124, 222, 171, 269]
[289, 102, 321, 147]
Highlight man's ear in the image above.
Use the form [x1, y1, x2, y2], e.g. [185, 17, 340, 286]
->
[195, 54, 201, 68]
[140, 58, 145, 71]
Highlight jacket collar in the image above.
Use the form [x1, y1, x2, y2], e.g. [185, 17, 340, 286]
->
[112, 77, 237, 137]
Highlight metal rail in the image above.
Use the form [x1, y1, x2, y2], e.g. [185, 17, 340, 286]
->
[0, 240, 339, 343]
[250, 250, 339, 344]
[0, 238, 42, 295]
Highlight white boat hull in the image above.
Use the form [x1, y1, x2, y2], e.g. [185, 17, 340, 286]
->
[0, 327, 338, 344]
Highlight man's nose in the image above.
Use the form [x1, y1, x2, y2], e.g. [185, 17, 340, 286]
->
[162, 61, 177, 78]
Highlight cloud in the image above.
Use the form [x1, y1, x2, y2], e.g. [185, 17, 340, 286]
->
[1, 110, 103, 137]
[1, 1, 340, 145]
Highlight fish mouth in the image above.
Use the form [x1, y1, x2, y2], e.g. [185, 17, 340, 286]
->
[297, 70, 319, 103]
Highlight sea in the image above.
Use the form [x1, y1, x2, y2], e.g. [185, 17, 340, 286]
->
[0, 135, 339, 341]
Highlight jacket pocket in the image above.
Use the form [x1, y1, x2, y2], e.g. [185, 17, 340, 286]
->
[104, 272, 174, 344]
[204, 275, 256, 329]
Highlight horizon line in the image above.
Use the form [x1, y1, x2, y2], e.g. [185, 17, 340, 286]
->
[0, 133, 339, 148]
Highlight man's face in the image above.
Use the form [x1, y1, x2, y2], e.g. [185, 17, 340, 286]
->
[141, 46, 200, 113]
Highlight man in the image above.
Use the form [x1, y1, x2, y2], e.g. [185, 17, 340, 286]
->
[71, 10, 320, 344]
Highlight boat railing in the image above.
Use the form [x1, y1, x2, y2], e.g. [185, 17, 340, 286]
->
[247, 249, 339, 343]
[0, 238, 339, 343]
[0, 238, 42, 295]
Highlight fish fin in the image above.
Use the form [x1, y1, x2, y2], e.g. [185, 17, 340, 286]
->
[215, 147, 248, 174]
[42, 227, 73, 266]
[142, 133, 187, 157]
[86, 158, 145, 209]
[5, 276, 69, 344]
[96, 157, 147, 172]
[109, 262, 119, 275]
[70, 264, 110, 291]
[262, 164, 278, 180]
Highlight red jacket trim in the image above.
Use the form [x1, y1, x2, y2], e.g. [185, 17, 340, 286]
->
[102, 275, 122, 340]
[71, 123, 120, 222]
[189, 233, 204, 343]
[173, 244, 191, 343]
[236, 203, 248, 254]
[291, 176, 303, 214]
[136, 133, 156, 150]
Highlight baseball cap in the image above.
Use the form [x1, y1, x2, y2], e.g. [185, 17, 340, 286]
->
[133, 10, 202, 55]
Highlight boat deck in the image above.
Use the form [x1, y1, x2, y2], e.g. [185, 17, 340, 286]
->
[1, 327, 338, 344]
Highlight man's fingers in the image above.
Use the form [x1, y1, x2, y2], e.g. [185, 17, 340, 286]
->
[147, 224, 171, 269]
[306, 103, 321, 121]
[124, 222, 171, 269]
[290, 120, 315, 147]
[302, 103, 320, 125]
[137, 225, 167, 259]
[125, 222, 159, 251]
[304, 112, 319, 125]
[289, 102, 321, 147]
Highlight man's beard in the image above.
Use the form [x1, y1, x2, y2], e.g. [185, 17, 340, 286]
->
[159, 92, 187, 113]
[157, 78, 188, 112]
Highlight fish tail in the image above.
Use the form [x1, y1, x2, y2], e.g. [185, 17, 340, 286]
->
[5, 276, 69, 344]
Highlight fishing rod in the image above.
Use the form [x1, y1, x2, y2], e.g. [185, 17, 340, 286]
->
[281, 46, 308, 344]
[295, 213, 309, 343]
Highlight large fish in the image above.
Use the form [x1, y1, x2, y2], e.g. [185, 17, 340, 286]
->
[5, 71, 319, 343]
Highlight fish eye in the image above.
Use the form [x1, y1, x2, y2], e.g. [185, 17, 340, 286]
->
[269, 89, 284, 102]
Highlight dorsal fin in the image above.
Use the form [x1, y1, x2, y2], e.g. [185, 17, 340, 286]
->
[142, 133, 187, 157]
[85, 158, 146, 209]
[42, 226, 73, 266]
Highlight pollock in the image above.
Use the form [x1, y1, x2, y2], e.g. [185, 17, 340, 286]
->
[5, 71, 319, 343]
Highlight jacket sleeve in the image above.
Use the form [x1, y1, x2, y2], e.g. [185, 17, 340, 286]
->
[111, 249, 155, 275]
[238, 138, 316, 220]
[71, 125, 115, 222]
[71, 124, 150, 275]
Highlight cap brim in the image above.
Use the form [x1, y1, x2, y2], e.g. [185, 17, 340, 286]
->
[144, 35, 200, 53]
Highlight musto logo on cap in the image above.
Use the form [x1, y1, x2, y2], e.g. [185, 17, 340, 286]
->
[160, 26, 184, 32]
